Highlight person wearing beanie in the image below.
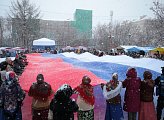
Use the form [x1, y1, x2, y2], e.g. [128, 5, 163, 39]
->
[29, 74, 53, 120]
[101, 73, 124, 120]
[139, 70, 157, 120]
[122, 67, 141, 120]
[155, 67, 164, 120]
[73, 75, 95, 120]
[48, 84, 79, 120]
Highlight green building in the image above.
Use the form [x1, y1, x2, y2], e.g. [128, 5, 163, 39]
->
[73, 9, 92, 39]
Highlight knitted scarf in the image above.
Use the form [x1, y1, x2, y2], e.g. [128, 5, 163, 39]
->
[75, 83, 95, 106]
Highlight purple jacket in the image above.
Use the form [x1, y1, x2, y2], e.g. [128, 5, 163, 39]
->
[122, 68, 141, 112]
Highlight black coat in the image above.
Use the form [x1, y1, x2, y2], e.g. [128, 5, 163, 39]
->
[50, 90, 79, 120]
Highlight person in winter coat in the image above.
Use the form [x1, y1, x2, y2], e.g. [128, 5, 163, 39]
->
[48, 84, 79, 120]
[73, 75, 95, 120]
[122, 67, 141, 120]
[155, 67, 164, 120]
[1, 71, 26, 120]
[139, 71, 157, 120]
[0, 61, 11, 83]
[0, 85, 4, 120]
[29, 74, 53, 120]
[5, 57, 14, 71]
[13, 58, 23, 76]
[101, 73, 124, 120]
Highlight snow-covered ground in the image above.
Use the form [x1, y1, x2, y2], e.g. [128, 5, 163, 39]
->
[1, 53, 163, 73]
[62, 52, 164, 73]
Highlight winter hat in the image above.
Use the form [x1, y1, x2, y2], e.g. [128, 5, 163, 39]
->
[6, 71, 16, 80]
[112, 73, 118, 81]
[59, 84, 73, 97]
[5, 71, 16, 85]
[36, 74, 44, 83]
[9, 71, 16, 79]
[55, 84, 73, 100]
[82, 75, 91, 85]
[0, 61, 8, 71]
[143, 71, 152, 79]
[126, 67, 137, 78]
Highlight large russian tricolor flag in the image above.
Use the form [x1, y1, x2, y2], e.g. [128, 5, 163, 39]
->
[19, 53, 162, 120]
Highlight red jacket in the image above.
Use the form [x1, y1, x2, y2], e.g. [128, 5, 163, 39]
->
[122, 68, 141, 112]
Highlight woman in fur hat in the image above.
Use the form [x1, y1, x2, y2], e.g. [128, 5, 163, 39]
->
[139, 71, 157, 120]
[73, 75, 95, 120]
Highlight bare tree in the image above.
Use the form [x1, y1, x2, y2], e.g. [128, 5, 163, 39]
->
[0, 17, 14, 47]
[93, 21, 140, 52]
[55, 23, 78, 48]
[93, 18, 161, 50]
[113, 21, 132, 45]
[150, 1, 164, 46]
[9, 0, 41, 48]
[91, 1, 164, 50]
[138, 19, 156, 46]
[0, 17, 4, 47]
[93, 24, 110, 51]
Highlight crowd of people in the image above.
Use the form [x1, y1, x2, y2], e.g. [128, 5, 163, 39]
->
[28, 75, 94, 120]
[0, 53, 164, 120]
[101, 67, 164, 120]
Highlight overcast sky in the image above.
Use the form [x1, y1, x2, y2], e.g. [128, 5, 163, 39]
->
[0, 0, 161, 26]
